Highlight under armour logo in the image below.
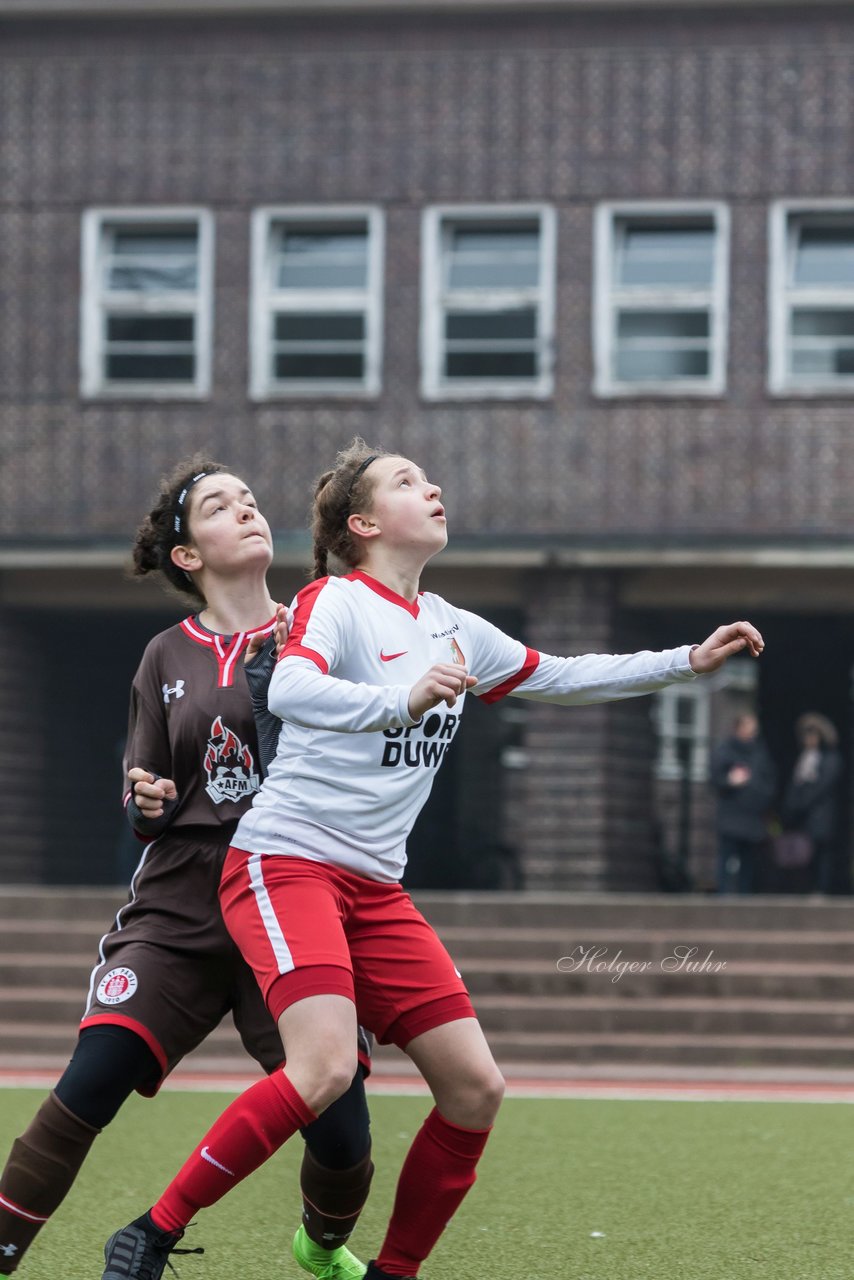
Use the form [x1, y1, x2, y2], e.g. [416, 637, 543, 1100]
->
[162, 680, 186, 704]
[1, 1244, 18, 1258]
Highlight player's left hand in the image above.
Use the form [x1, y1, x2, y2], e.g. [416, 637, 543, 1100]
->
[690, 621, 764, 674]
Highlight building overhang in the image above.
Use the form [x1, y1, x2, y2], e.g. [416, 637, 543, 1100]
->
[3, 536, 854, 571]
[0, 0, 842, 16]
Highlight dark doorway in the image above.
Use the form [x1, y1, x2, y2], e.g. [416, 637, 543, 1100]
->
[29, 607, 180, 885]
[634, 606, 854, 895]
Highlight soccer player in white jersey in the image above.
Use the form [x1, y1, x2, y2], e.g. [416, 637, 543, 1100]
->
[102, 439, 764, 1280]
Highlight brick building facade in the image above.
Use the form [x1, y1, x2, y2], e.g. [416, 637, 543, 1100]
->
[2, 0, 854, 890]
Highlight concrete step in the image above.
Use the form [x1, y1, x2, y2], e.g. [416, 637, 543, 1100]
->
[3, 887, 854, 934]
[7, 926, 854, 968]
[3, 959, 853, 1014]
[437, 927, 854, 965]
[471, 994, 854, 1036]
[413, 892, 854, 933]
[478, 1030, 854, 1068]
[452, 958, 854, 1001]
[4, 888, 854, 1075]
[5, 1019, 854, 1073]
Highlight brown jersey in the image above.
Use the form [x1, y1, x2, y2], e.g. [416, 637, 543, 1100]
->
[123, 614, 277, 837]
[83, 608, 372, 1086]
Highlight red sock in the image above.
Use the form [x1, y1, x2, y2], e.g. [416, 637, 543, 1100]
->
[377, 1107, 491, 1277]
[151, 1072, 315, 1233]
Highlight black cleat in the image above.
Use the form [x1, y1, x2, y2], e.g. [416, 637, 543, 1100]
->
[364, 1264, 416, 1280]
[101, 1212, 203, 1279]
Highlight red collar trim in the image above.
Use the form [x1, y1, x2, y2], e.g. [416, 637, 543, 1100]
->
[180, 614, 277, 688]
[347, 570, 421, 619]
[180, 614, 277, 645]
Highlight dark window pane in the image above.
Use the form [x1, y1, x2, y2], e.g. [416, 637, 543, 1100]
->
[618, 223, 715, 288]
[445, 350, 537, 379]
[791, 309, 854, 338]
[794, 225, 854, 287]
[107, 315, 194, 342]
[452, 229, 540, 255]
[274, 313, 364, 341]
[675, 696, 695, 729]
[274, 352, 364, 380]
[446, 309, 536, 340]
[106, 353, 195, 382]
[617, 310, 710, 339]
[113, 230, 198, 256]
[615, 347, 709, 381]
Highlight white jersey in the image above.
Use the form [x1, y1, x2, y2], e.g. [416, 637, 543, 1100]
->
[233, 569, 697, 882]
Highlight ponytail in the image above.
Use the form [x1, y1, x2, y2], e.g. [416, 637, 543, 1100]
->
[310, 439, 386, 579]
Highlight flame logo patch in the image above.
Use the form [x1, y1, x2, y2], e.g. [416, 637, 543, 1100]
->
[203, 716, 260, 805]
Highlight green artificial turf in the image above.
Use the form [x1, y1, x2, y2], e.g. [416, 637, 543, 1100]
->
[0, 1088, 851, 1279]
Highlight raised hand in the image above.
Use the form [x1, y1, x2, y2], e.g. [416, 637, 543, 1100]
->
[689, 622, 764, 674]
[408, 663, 478, 720]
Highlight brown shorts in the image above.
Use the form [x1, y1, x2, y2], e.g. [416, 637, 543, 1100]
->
[80, 831, 287, 1094]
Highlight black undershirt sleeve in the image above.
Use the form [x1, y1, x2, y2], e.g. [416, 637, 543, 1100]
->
[244, 635, 281, 779]
[125, 790, 180, 838]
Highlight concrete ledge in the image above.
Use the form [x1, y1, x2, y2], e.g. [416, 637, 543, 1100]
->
[0, 0, 845, 18]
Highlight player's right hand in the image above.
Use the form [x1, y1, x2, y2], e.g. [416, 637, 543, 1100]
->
[128, 767, 178, 818]
[408, 663, 478, 719]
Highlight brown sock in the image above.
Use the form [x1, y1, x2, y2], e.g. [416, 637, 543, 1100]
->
[0, 1093, 99, 1274]
[300, 1147, 374, 1249]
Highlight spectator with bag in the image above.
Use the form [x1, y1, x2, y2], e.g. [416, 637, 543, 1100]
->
[780, 712, 843, 895]
[711, 712, 776, 894]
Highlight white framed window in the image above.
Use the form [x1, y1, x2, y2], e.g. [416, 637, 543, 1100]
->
[594, 202, 729, 397]
[250, 207, 384, 399]
[653, 683, 711, 784]
[769, 201, 854, 394]
[80, 208, 213, 398]
[421, 205, 556, 400]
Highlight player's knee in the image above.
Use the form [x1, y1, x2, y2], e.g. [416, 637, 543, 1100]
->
[474, 1062, 506, 1122]
[314, 1056, 360, 1113]
[448, 1062, 505, 1129]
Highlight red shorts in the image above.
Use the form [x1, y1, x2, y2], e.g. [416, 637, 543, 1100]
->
[220, 849, 474, 1050]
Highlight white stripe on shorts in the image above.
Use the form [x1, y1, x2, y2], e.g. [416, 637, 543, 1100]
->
[247, 852, 294, 974]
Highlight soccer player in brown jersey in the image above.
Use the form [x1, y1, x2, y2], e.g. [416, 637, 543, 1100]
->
[0, 459, 372, 1280]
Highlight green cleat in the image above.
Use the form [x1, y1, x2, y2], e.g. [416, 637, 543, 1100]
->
[293, 1224, 367, 1280]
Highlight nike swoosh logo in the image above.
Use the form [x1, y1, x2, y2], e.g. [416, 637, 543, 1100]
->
[380, 650, 408, 662]
[200, 1146, 235, 1177]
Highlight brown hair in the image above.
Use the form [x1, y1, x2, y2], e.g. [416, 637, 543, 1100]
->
[131, 455, 230, 604]
[311, 437, 389, 579]
[796, 712, 839, 749]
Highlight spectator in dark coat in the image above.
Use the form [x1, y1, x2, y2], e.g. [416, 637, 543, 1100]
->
[711, 712, 776, 893]
[782, 712, 843, 894]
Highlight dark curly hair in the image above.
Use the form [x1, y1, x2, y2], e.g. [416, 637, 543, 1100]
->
[130, 455, 230, 604]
